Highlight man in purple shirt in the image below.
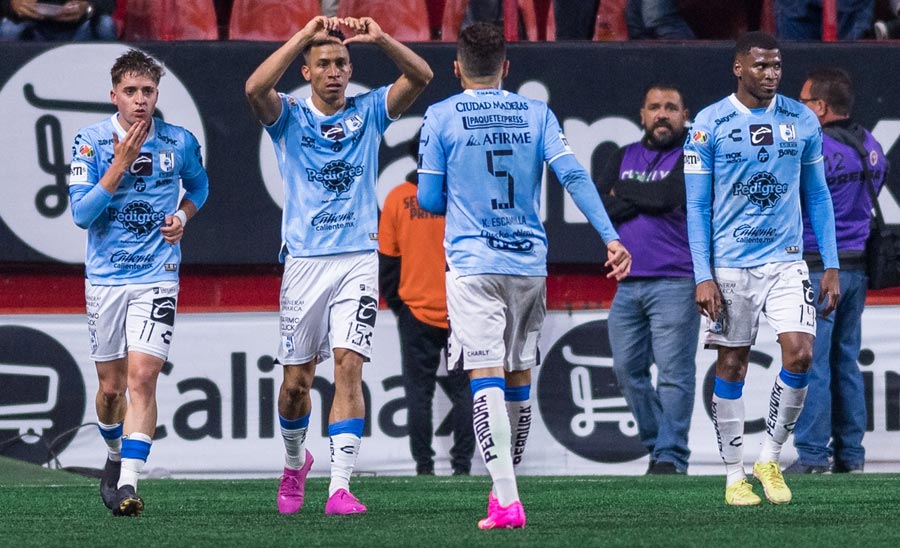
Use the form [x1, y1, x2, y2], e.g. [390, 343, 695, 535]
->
[596, 84, 699, 474]
[786, 67, 888, 474]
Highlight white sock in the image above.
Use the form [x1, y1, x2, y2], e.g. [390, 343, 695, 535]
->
[473, 384, 518, 507]
[506, 400, 532, 467]
[712, 395, 746, 487]
[118, 432, 152, 490]
[281, 425, 308, 470]
[758, 376, 807, 464]
[328, 433, 361, 496]
[97, 421, 122, 462]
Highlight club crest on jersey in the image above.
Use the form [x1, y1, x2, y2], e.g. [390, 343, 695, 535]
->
[344, 114, 363, 133]
[691, 130, 708, 143]
[306, 159, 363, 197]
[732, 171, 787, 210]
[159, 150, 175, 172]
[779, 123, 796, 142]
[321, 123, 345, 141]
[129, 152, 153, 176]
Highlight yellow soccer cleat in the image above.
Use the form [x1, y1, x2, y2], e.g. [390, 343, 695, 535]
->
[725, 479, 762, 506]
[753, 461, 793, 504]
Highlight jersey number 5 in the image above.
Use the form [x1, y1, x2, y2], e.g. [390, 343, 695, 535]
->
[486, 149, 514, 210]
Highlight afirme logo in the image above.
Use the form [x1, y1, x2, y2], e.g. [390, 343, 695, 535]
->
[537, 320, 646, 463]
[0, 44, 205, 263]
[0, 326, 86, 464]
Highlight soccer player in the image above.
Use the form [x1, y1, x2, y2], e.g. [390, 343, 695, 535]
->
[245, 16, 432, 515]
[68, 49, 209, 516]
[418, 22, 631, 529]
[683, 31, 840, 506]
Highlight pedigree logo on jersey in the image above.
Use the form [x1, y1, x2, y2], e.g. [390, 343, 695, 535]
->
[306, 160, 364, 198]
[749, 124, 774, 146]
[732, 172, 787, 210]
[537, 320, 646, 463]
[0, 326, 86, 465]
[108, 200, 167, 237]
[0, 44, 205, 263]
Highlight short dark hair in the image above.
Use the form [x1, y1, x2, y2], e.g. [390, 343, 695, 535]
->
[806, 67, 854, 116]
[111, 49, 164, 86]
[734, 31, 780, 59]
[457, 22, 506, 79]
[643, 83, 686, 108]
[302, 29, 347, 63]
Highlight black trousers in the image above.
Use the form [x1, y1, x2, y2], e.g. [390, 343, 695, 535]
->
[397, 305, 474, 473]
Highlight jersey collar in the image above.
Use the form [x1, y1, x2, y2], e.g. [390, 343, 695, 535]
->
[728, 93, 778, 115]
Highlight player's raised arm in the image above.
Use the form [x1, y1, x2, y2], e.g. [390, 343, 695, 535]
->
[245, 16, 340, 125]
[342, 17, 433, 119]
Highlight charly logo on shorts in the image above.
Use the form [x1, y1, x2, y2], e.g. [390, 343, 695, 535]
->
[306, 160, 364, 197]
[0, 44, 205, 263]
[355, 296, 378, 328]
[731, 172, 787, 211]
[0, 326, 86, 465]
[108, 200, 167, 237]
[151, 297, 177, 327]
[537, 320, 645, 463]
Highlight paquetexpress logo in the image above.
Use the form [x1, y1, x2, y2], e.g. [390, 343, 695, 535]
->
[0, 44, 206, 263]
[0, 326, 86, 464]
[537, 320, 646, 463]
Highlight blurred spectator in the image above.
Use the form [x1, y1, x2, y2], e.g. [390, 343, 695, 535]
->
[461, 0, 501, 30]
[874, 0, 900, 38]
[627, 0, 695, 39]
[555, 0, 599, 39]
[0, 0, 117, 41]
[775, 0, 873, 40]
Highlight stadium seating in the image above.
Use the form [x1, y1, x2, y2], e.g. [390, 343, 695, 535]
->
[228, 0, 322, 41]
[120, 0, 219, 41]
[338, 0, 431, 42]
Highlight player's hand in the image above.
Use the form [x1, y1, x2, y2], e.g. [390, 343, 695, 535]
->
[300, 15, 340, 39]
[160, 214, 184, 244]
[695, 279, 722, 320]
[55, 1, 89, 23]
[111, 120, 149, 171]
[341, 17, 385, 45]
[604, 240, 631, 281]
[11, 0, 42, 19]
[818, 268, 840, 317]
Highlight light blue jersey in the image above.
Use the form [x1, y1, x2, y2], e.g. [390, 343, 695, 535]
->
[264, 87, 393, 260]
[684, 93, 838, 283]
[68, 115, 208, 284]
[418, 88, 618, 277]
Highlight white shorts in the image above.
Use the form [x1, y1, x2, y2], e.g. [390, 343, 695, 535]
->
[445, 271, 546, 372]
[85, 280, 179, 362]
[278, 251, 378, 365]
[705, 261, 816, 347]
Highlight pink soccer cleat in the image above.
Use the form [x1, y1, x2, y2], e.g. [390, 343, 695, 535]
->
[487, 491, 499, 514]
[277, 450, 314, 514]
[478, 499, 526, 530]
[325, 488, 367, 515]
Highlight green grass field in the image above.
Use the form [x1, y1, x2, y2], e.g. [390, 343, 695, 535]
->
[2, 456, 900, 547]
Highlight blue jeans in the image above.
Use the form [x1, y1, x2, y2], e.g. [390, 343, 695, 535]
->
[775, 0, 874, 40]
[609, 277, 699, 471]
[793, 269, 867, 468]
[0, 16, 117, 41]
[626, 0, 696, 39]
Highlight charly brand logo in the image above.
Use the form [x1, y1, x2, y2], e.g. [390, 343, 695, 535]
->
[0, 44, 205, 263]
[537, 320, 645, 463]
[0, 326, 86, 464]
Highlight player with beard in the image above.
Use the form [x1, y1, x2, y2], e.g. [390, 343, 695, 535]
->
[595, 84, 699, 475]
[684, 32, 839, 506]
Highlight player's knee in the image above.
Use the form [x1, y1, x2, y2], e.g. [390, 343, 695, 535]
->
[784, 347, 813, 371]
[280, 381, 310, 402]
[97, 385, 125, 405]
